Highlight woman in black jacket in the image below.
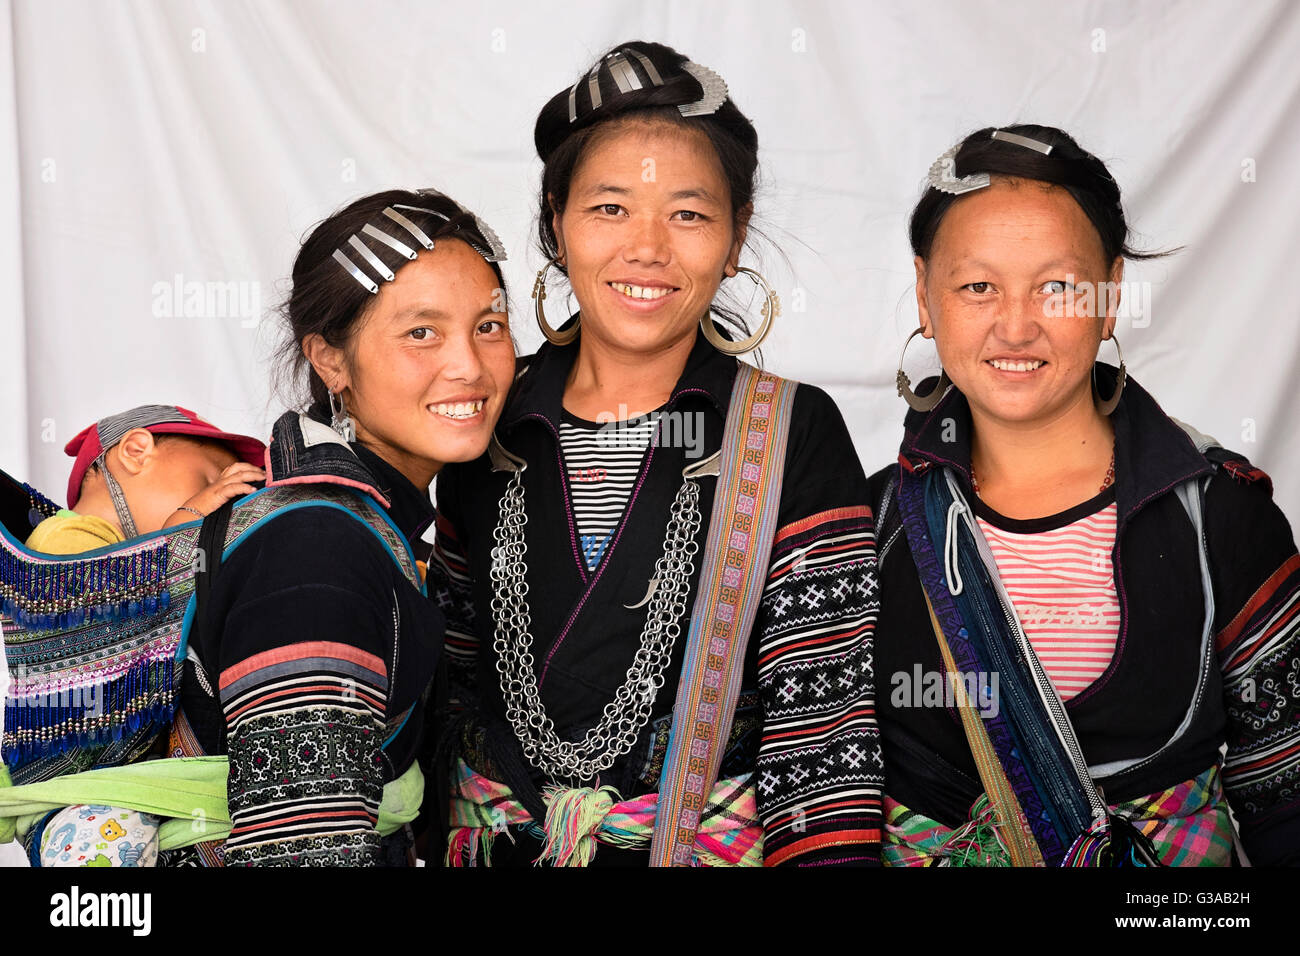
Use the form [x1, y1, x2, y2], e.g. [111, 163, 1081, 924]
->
[870, 125, 1300, 866]
[176, 188, 516, 866]
[428, 41, 883, 867]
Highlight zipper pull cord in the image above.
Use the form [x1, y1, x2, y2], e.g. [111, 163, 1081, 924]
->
[944, 498, 967, 596]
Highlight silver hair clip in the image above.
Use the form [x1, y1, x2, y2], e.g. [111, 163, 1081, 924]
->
[925, 128, 1058, 195]
[393, 203, 508, 264]
[347, 235, 394, 281]
[625, 48, 664, 86]
[607, 51, 643, 94]
[363, 222, 418, 260]
[566, 49, 723, 123]
[333, 201, 507, 295]
[333, 248, 379, 294]
[927, 143, 991, 195]
[570, 62, 601, 123]
[569, 48, 667, 123]
[385, 206, 445, 249]
[991, 129, 1053, 155]
[678, 60, 728, 117]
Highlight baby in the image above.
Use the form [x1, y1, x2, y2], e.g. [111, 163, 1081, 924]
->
[19, 405, 264, 867]
[27, 404, 265, 555]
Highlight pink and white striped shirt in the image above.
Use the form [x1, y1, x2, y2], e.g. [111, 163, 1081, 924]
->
[975, 492, 1120, 700]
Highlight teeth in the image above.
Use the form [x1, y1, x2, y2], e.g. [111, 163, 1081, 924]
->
[990, 359, 1044, 372]
[610, 282, 673, 300]
[429, 399, 484, 419]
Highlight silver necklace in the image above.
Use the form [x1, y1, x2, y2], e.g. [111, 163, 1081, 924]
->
[487, 440, 715, 782]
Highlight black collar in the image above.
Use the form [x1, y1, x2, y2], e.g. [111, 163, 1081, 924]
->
[352, 443, 435, 544]
[899, 363, 1212, 523]
[265, 410, 434, 544]
[500, 314, 737, 434]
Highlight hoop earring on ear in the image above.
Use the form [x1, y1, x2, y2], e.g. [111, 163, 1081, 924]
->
[896, 327, 952, 412]
[1094, 333, 1126, 416]
[328, 386, 356, 443]
[533, 258, 580, 346]
[700, 266, 779, 356]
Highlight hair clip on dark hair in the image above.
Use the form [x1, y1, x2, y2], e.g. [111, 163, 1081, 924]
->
[566, 47, 729, 125]
[332, 201, 507, 295]
[926, 127, 1055, 195]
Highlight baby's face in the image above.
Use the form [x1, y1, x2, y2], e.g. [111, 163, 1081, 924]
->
[131, 438, 238, 531]
[158, 438, 238, 500]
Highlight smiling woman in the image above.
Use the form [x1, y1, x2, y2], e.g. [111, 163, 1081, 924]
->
[870, 126, 1300, 867]
[167, 188, 516, 866]
[427, 41, 884, 868]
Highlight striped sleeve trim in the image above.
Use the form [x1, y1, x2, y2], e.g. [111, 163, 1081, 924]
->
[755, 507, 883, 866]
[219, 641, 387, 692]
[1217, 553, 1300, 663]
[1217, 552, 1300, 829]
[774, 506, 873, 548]
[221, 641, 389, 866]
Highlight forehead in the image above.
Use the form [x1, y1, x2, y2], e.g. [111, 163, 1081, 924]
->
[930, 177, 1107, 270]
[572, 118, 727, 194]
[160, 436, 238, 465]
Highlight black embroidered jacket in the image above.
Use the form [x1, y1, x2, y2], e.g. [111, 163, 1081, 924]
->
[429, 329, 885, 866]
[868, 366, 1300, 865]
[184, 410, 442, 866]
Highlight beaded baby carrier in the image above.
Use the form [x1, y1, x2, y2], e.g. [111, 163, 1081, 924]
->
[1, 467, 422, 786]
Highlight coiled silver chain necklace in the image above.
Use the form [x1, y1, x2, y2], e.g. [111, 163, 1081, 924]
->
[487, 439, 716, 781]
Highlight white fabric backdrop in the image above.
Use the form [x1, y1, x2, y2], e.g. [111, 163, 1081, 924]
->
[3, 0, 1298, 513]
[1, 0, 1299, 863]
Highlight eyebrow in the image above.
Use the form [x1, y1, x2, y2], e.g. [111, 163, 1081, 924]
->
[948, 257, 1091, 274]
[390, 305, 502, 322]
[668, 187, 720, 203]
[580, 183, 722, 204]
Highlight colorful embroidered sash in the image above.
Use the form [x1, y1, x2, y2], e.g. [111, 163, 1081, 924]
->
[649, 362, 798, 867]
[447, 759, 763, 867]
[883, 765, 1234, 867]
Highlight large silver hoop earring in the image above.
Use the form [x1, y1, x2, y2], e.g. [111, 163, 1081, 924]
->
[896, 328, 951, 412]
[700, 266, 779, 356]
[328, 386, 356, 442]
[1094, 333, 1126, 416]
[533, 258, 579, 346]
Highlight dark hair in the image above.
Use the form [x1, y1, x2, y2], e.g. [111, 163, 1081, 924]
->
[533, 41, 763, 342]
[909, 124, 1174, 264]
[274, 188, 508, 414]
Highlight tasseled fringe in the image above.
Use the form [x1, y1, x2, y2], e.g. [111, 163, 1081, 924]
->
[535, 783, 621, 868]
[2, 655, 178, 768]
[937, 794, 1011, 867]
[445, 825, 514, 867]
[0, 538, 172, 633]
[1063, 814, 1160, 867]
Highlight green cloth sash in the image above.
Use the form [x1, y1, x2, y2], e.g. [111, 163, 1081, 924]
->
[0, 757, 424, 853]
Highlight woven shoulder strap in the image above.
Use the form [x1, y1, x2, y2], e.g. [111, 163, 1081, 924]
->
[649, 363, 798, 866]
[214, 484, 422, 590]
[179, 483, 425, 740]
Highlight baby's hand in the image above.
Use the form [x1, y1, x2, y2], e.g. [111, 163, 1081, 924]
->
[162, 463, 266, 527]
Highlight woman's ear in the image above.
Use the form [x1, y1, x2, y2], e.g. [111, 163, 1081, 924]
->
[303, 334, 348, 394]
[114, 428, 157, 477]
[725, 203, 754, 277]
[548, 193, 566, 265]
[1103, 256, 1124, 339]
[914, 256, 934, 338]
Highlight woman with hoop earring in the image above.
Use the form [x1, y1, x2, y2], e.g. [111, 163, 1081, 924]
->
[424, 40, 884, 867]
[868, 125, 1300, 867]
